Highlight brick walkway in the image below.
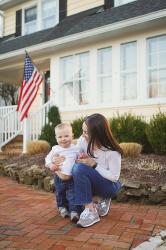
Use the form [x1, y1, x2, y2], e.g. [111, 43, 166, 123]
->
[0, 176, 166, 250]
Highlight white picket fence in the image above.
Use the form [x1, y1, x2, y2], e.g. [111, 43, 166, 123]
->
[0, 100, 53, 152]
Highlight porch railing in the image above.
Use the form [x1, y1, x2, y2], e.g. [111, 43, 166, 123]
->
[0, 100, 53, 152]
[0, 106, 22, 150]
[29, 100, 53, 140]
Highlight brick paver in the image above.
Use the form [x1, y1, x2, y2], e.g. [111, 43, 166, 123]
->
[0, 176, 165, 250]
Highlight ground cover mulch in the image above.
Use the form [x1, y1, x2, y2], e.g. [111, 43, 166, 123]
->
[0, 153, 166, 186]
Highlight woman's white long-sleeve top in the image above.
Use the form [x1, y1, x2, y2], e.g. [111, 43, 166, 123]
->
[77, 136, 121, 182]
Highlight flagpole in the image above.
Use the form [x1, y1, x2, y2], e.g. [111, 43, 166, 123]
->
[23, 117, 29, 154]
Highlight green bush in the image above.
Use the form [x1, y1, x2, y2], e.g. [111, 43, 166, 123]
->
[71, 117, 84, 138]
[39, 106, 61, 147]
[109, 113, 151, 153]
[146, 112, 166, 155]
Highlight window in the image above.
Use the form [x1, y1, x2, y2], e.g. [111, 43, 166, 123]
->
[23, 0, 58, 35]
[97, 47, 112, 103]
[24, 6, 37, 35]
[42, 0, 57, 29]
[115, 0, 136, 7]
[147, 35, 166, 98]
[120, 41, 137, 100]
[60, 52, 89, 107]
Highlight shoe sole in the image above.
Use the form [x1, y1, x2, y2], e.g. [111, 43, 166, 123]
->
[77, 218, 100, 228]
[99, 199, 111, 217]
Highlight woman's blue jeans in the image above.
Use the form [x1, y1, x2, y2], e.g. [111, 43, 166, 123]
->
[72, 163, 122, 205]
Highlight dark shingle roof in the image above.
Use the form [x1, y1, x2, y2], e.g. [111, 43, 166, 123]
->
[0, 0, 166, 55]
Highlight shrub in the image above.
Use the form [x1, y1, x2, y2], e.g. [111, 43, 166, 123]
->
[109, 113, 151, 153]
[39, 106, 61, 146]
[27, 140, 50, 155]
[119, 142, 142, 157]
[146, 112, 166, 155]
[71, 117, 84, 138]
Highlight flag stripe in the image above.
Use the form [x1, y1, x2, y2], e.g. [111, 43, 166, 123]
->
[20, 79, 42, 121]
[20, 72, 41, 110]
[16, 52, 43, 122]
[22, 71, 38, 98]
[20, 76, 42, 115]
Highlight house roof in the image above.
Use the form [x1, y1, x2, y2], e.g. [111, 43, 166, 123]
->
[0, 0, 166, 55]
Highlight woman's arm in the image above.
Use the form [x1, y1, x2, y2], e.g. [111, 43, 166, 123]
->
[95, 151, 121, 182]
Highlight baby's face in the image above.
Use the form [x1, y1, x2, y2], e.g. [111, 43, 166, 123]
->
[55, 127, 73, 148]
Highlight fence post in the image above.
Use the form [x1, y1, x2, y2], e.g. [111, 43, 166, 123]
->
[23, 118, 29, 153]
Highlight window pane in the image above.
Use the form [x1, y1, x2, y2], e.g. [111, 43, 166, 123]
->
[97, 47, 112, 103]
[120, 42, 137, 100]
[60, 52, 89, 107]
[98, 76, 112, 103]
[147, 35, 166, 98]
[24, 6, 37, 34]
[98, 47, 112, 74]
[121, 42, 136, 70]
[121, 73, 137, 100]
[25, 6, 37, 23]
[75, 79, 89, 105]
[42, 0, 57, 29]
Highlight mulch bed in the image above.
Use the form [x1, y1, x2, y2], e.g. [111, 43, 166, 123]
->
[0, 153, 166, 187]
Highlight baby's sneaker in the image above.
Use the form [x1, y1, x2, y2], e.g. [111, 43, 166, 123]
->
[70, 211, 79, 223]
[59, 207, 70, 218]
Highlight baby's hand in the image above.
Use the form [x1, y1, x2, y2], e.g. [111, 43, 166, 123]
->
[78, 152, 88, 159]
[50, 163, 59, 172]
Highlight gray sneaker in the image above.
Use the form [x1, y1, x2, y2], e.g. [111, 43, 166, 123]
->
[70, 211, 79, 223]
[77, 208, 100, 227]
[96, 198, 111, 217]
[59, 207, 70, 218]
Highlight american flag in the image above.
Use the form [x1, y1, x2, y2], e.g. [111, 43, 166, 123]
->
[17, 52, 43, 121]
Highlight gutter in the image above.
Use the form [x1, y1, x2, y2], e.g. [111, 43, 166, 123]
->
[0, 9, 166, 61]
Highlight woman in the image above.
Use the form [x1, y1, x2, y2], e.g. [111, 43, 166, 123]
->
[56, 113, 122, 227]
[54, 113, 123, 227]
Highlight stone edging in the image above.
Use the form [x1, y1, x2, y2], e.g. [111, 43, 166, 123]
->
[0, 163, 166, 204]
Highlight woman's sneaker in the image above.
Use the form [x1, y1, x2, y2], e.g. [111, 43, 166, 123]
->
[70, 211, 79, 223]
[96, 198, 111, 217]
[77, 208, 100, 227]
[59, 207, 70, 218]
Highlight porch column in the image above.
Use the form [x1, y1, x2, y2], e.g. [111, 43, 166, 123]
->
[23, 118, 29, 153]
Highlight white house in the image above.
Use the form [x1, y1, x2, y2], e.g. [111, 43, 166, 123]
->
[0, 0, 166, 152]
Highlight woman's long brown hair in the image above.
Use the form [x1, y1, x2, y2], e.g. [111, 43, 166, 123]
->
[84, 113, 123, 157]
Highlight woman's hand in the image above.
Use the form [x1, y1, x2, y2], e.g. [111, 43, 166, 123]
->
[76, 156, 96, 168]
[52, 154, 65, 166]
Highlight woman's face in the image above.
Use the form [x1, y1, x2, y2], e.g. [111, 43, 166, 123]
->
[82, 122, 89, 142]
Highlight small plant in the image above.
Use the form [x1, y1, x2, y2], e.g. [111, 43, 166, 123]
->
[109, 113, 151, 153]
[27, 140, 50, 155]
[39, 106, 61, 146]
[119, 142, 142, 157]
[146, 112, 166, 155]
[71, 117, 84, 138]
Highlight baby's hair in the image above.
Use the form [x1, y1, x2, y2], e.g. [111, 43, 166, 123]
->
[55, 123, 72, 132]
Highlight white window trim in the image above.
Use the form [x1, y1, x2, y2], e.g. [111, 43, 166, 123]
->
[22, 0, 59, 36]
